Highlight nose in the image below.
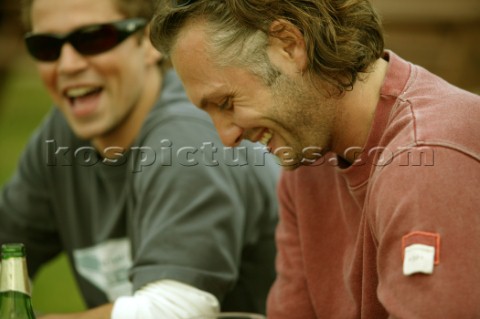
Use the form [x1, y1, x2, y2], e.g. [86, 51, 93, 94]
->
[209, 111, 244, 147]
[57, 43, 88, 74]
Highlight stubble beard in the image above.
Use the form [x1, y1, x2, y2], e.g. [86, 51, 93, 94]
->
[269, 71, 336, 169]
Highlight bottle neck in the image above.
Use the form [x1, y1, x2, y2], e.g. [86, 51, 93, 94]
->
[0, 257, 31, 296]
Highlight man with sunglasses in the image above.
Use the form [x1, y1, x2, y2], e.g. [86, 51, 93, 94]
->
[0, 0, 279, 318]
[150, 0, 480, 318]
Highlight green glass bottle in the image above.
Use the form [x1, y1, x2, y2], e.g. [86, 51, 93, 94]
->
[0, 243, 36, 318]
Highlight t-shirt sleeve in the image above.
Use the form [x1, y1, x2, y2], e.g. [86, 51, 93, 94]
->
[368, 146, 480, 318]
[127, 116, 263, 301]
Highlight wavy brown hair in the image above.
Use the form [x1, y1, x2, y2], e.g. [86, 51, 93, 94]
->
[151, 0, 384, 94]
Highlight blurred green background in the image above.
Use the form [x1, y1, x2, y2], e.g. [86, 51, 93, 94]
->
[1, 2, 85, 314]
[0, 54, 86, 314]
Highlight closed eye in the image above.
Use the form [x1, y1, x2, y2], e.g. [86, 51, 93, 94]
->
[218, 97, 233, 111]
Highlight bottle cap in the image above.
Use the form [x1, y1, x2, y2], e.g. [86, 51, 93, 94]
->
[1, 243, 26, 259]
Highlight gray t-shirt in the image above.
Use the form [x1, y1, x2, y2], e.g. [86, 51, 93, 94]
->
[0, 70, 279, 313]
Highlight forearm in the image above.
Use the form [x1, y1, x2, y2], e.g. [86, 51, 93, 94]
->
[38, 303, 113, 319]
[39, 280, 219, 319]
[111, 280, 219, 319]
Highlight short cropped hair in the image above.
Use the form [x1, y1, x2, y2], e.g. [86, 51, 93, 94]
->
[21, 0, 156, 31]
[151, 0, 384, 94]
[21, 0, 167, 69]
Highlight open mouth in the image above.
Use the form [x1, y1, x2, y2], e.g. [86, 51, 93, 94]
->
[258, 129, 273, 146]
[64, 86, 103, 117]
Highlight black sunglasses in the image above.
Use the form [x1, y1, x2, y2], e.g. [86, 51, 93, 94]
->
[172, 0, 199, 7]
[24, 18, 147, 62]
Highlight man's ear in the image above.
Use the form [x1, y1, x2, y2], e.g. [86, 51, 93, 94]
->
[146, 43, 163, 66]
[143, 26, 163, 65]
[267, 19, 307, 74]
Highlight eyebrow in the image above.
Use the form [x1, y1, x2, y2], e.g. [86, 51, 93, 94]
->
[199, 92, 227, 110]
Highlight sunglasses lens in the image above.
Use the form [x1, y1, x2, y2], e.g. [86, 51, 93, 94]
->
[24, 19, 145, 62]
[25, 35, 62, 62]
[72, 25, 120, 55]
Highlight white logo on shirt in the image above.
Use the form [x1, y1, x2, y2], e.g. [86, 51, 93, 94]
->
[74, 238, 133, 301]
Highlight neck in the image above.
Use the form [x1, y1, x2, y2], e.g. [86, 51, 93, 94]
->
[331, 57, 388, 163]
[92, 69, 163, 157]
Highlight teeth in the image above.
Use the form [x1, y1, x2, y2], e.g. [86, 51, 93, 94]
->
[259, 130, 273, 146]
[66, 87, 98, 98]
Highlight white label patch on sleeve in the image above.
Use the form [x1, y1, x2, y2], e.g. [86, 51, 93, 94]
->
[403, 244, 435, 276]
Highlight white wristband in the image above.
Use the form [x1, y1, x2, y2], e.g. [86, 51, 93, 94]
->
[111, 280, 220, 319]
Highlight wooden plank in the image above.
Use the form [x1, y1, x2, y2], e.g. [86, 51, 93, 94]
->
[371, 0, 480, 23]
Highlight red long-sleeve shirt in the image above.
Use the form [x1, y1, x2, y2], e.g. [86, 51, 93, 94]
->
[268, 51, 480, 318]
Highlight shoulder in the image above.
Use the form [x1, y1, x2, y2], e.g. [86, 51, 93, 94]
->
[22, 108, 80, 159]
[378, 55, 480, 166]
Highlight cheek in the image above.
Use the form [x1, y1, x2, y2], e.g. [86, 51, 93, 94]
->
[234, 93, 273, 119]
[102, 55, 144, 94]
[37, 64, 58, 98]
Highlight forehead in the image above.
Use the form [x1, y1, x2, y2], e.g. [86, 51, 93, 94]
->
[31, 0, 124, 33]
[171, 21, 227, 103]
[173, 21, 208, 61]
